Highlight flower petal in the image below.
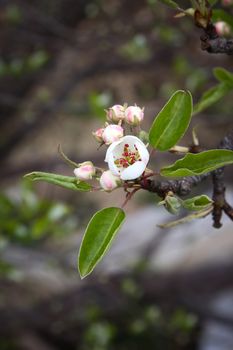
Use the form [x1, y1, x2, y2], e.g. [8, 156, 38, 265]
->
[108, 153, 120, 176]
[122, 135, 144, 146]
[135, 141, 149, 165]
[105, 139, 122, 162]
[120, 161, 146, 180]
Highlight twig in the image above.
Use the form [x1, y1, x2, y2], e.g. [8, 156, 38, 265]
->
[200, 23, 233, 55]
[140, 131, 233, 228]
[211, 131, 233, 227]
[121, 188, 140, 208]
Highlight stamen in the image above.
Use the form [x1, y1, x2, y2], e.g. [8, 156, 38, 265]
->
[114, 143, 141, 169]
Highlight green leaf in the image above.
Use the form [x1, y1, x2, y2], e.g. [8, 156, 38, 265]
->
[161, 149, 233, 177]
[159, 195, 181, 215]
[158, 0, 180, 9]
[193, 83, 231, 115]
[149, 90, 193, 151]
[158, 206, 213, 228]
[78, 207, 126, 278]
[182, 195, 213, 211]
[24, 171, 92, 192]
[213, 67, 233, 87]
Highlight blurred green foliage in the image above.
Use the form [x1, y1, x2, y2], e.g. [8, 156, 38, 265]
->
[119, 35, 152, 62]
[79, 277, 198, 350]
[5, 5, 23, 25]
[0, 51, 50, 78]
[0, 181, 75, 245]
[173, 56, 208, 93]
[0, 339, 18, 350]
[88, 91, 113, 119]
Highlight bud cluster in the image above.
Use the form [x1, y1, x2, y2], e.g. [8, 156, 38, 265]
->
[92, 104, 144, 145]
[73, 102, 150, 192]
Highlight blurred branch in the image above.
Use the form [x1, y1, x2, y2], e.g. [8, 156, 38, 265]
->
[1, 259, 233, 339]
[17, 0, 77, 42]
[0, 50, 171, 163]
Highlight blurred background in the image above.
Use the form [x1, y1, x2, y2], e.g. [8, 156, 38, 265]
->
[0, 0, 233, 349]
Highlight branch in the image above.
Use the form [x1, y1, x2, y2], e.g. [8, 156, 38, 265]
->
[141, 174, 208, 197]
[140, 131, 233, 228]
[200, 23, 233, 55]
[212, 130, 233, 227]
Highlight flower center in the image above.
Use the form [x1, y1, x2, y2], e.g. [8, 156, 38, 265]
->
[114, 144, 141, 170]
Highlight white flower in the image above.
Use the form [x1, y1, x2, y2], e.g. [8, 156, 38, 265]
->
[74, 161, 95, 180]
[105, 135, 149, 180]
[102, 124, 124, 145]
[99, 170, 121, 191]
[106, 104, 125, 123]
[125, 105, 144, 126]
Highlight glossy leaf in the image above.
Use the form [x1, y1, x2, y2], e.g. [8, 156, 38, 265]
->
[182, 195, 213, 211]
[193, 83, 231, 115]
[149, 90, 193, 151]
[24, 171, 92, 192]
[161, 149, 233, 177]
[214, 67, 233, 86]
[78, 207, 126, 278]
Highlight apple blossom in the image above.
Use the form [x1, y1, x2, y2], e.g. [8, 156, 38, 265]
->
[215, 21, 231, 36]
[125, 105, 144, 126]
[106, 104, 125, 123]
[99, 170, 121, 191]
[102, 124, 124, 145]
[92, 128, 104, 143]
[74, 161, 95, 180]
[105, 135, 149, 180]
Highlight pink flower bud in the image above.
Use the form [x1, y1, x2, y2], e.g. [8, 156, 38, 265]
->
[106, 104, 125, 123]
[102, 124, 124, 145]
[99, 170, 121, 191]
[74, 161, 95, 180]
[222, 0, 233, 6]
[125, 105, 144, 126]
[215, 21, 231, 36]
[92, 128, 104, 143]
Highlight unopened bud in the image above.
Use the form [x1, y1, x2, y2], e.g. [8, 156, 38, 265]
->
[215, 21, 231, 36]
[102, 124, 124, 145]
[106, 104, 125, 123]
[125, 105, 144, 126]
[99, 170, 121, 191]
[92, 128, 104, 143]
[222, 0, 233, 6]
[74, 161, 95, 180]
